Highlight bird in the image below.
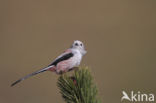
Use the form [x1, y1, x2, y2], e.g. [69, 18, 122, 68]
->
[11, 40, 87, 87]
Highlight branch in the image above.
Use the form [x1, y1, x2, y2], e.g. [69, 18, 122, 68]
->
[57, 67, 101, 103]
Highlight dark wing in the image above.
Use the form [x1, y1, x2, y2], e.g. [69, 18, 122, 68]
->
[49, 52, 74, 66]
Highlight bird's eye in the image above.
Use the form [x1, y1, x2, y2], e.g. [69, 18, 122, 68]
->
[80, 43, 82, 46]
[75, 43, 78, 46]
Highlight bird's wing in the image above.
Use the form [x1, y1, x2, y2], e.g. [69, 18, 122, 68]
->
[49, 51, 74, 66]
[11, 65, 53, 87]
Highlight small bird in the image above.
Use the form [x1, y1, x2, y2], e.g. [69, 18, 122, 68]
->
[11, 40, 87, 87]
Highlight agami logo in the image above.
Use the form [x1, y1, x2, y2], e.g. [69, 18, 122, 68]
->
[121, 91, 154, 102]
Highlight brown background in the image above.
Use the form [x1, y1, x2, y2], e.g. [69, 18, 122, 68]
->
[0, 0, 156, 103]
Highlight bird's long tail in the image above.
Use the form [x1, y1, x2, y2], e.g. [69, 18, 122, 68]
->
[11, 65, 54, 87]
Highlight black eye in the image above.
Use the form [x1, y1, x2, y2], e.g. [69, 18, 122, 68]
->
[75, 43, 78, 46]
[80, 43, 82, 46]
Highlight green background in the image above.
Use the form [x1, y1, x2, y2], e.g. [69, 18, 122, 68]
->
[0, 0, 156, 103]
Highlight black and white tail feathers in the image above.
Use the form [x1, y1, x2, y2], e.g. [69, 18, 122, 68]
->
[11, 65, 54, 87]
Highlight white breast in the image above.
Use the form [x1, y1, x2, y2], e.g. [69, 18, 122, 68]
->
[69, 49, 82, 68]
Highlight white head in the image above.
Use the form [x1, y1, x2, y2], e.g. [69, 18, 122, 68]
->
[71, 40, 87, 55]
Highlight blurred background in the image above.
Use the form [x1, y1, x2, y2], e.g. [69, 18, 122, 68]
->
[0, 0, 156, 103]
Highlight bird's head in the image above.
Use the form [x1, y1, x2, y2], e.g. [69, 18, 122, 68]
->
[71, 40, 87, 55]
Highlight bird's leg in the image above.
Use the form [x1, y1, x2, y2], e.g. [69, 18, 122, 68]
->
[74, 67, 79, 71]
[59, 71, 63, 75]
[56, 70, 63, 75]
[68, 67, 79, 72]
